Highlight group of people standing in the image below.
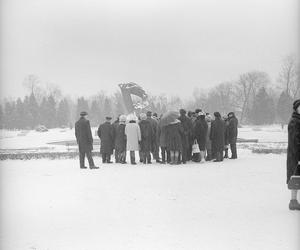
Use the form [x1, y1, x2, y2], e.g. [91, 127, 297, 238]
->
[75, 109, 238, 167]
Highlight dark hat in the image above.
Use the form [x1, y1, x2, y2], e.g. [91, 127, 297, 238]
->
[214, 112, 221, 118]
[228, 112, 235, 117]
[180, 109, 186, 115]
[195, 109, 202, 114]
[153, 112, 158, 117]
[146, 111, 152, 116]
[293, 99, 300, 111]
[80, 111, 88, 116]
[106, 116, 112, 120]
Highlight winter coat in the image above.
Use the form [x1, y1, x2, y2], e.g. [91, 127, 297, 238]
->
[97, 122, 114, 154]
[158, 122, 167, 147]
[287, 112, 300, 184]
[206, 121, 212, 150]
[75, 117, 93, 152]
[194, 117, 208, 151]
[115, 123, 126, 152]
[228, 116, 238, 144]
[125, 121, 141, 151]
[165, 121, 184, 152]
[147, 117, 159, 151]
[178, 114, 193, 147]
[224, 120, 230, 146]
[139, 120, 153, 152]
[210, 117, 225, 152]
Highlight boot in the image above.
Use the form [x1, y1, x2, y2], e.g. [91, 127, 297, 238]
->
[90, 165, 99, 169]
[289, 199, 300, 210]
[224, 149, 229, 159]
[130, 151, 136, 165]
[200, 151, 205, 163]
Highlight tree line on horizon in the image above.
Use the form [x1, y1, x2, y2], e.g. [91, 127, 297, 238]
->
[0, 55, 299, 130]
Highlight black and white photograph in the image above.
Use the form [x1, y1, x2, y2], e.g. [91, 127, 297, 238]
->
[0, 0, 299, 249]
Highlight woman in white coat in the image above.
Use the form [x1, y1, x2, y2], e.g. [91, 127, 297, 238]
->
[125, 114, 141, 164]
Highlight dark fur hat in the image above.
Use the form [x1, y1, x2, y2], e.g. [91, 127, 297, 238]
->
[293, 99, 300, 111]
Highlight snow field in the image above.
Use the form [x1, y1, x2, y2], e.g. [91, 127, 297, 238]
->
[0, 150, 299, 250]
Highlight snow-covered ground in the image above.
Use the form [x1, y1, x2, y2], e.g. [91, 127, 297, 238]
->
[0, 125, 299, 250]
[0, 150, 299, 250]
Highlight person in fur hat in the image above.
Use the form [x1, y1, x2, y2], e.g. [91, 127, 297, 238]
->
[287, 99, 300, 210]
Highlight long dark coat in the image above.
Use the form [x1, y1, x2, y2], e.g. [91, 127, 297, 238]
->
[194, 117, 208, 150]
[210, 117, 225, 152]
[158, 122, 167, 147]
[97, 121, 114, 154]
[115, 123, 126, 152]
[139, 120, 153, 152]
[228, 116, 238, 144]
[147, 117, 158, 151]
[178, 114, 193, 148]
[224, 120, 230, 146]
[287, 112, 300, 183]
[75, 117, 93, 152]
[165, 121, 184, 152]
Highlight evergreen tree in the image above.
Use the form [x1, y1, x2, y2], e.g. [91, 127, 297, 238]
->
[15, 98, 25, 129]
[0, 104, 3, 128]
[46, 95, 57, 128]
[23, 96, 30, 128]
[4, 101, 17, 129]
[90, 100, 101, 126]
[39, 97, 48, 126]
[28, 92, 39, 128]
[251, 87, 275, 125]
[57, 99, 70, 127]
[277, 91, 293, 125]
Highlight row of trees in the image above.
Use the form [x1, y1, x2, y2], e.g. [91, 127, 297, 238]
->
[0, 55, 299, 129]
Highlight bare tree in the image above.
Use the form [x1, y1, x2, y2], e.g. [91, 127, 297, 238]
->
[237, 71, 270, 123]
[278, 54, 300, 99]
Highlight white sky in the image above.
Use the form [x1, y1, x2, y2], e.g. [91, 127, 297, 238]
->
[0, 0, 299, 99]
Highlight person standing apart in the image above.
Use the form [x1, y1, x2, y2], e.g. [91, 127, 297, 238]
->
[125, 114, 141, 165]
[227, 112, 238, 159]
[210, 112, 225, 162]
[287, 99, 300, 210]
[75, 111, 98, 169]
[98, 117, 114, 163]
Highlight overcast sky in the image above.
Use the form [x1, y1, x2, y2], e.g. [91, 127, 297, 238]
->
[0, 0, 299, 99]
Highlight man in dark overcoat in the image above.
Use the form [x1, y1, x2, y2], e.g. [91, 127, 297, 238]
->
[146, 111, 160, 162]
[287, 99, 300, 210]
[114, 115, 127, 164]
[139, 113, 154, 164]
[227, 112, 238, 159]
[75, 111, 98, 169]
[178, 109, 193, 163]
[112, 116, 120, 162]
[210, 112, 225, 162]
[194, 112, 208, 163]
[98, 117, 114, 163]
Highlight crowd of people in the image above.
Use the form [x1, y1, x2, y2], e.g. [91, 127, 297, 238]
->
[75, 109, 238, 167]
